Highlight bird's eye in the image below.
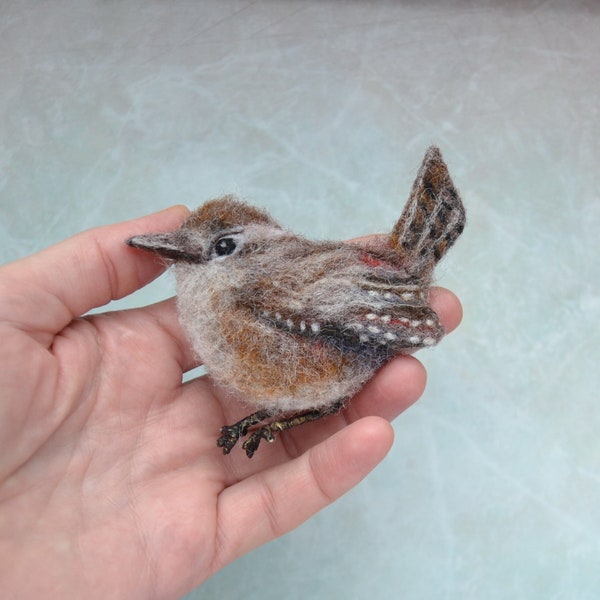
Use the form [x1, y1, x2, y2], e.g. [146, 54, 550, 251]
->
[213, 236, 238, 257]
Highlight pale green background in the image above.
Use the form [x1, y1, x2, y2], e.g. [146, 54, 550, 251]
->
[1, 1, 599, 598]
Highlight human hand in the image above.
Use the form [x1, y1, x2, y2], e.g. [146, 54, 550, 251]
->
[0, 206, 462, 599]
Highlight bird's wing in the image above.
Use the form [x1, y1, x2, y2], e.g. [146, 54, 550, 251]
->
[300, 277, 443, 357]
[237, 258, 444, 359]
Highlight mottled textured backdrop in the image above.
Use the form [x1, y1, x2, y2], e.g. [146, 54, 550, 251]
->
[1, 1, 599, 598]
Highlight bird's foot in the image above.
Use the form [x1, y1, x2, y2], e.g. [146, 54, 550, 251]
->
[216, 424, 242, 454]
[216, 409, 271, 454]
[242, 426, 276, 458]
[219, 399, 346, 458]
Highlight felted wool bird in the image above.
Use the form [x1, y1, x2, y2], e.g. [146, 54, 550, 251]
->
[126, 146, 465, 457]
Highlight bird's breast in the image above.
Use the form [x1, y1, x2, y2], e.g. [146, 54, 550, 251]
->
[213, 308, 374, 412]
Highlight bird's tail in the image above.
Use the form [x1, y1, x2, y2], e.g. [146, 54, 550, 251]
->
[390, 146, 466, 278]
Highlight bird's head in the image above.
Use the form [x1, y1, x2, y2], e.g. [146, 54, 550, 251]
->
[127, 196, 285, 264]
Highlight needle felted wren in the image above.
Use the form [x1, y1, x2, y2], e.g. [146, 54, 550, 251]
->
[127, 146, 465, 458]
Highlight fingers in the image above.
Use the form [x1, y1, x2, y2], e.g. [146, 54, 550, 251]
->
[429, 286, 463, 335]
[0, 205, 189, 338]
[349, 354, 426, 422]
[348, 285, 462, 422]
[212, 416, 393, 570]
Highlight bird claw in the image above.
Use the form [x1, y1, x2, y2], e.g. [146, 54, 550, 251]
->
[217, 401, 345, 458]
[216, 425, 242, 454]
[242, 427, 276, 458]
[217, 423, 276, 458]
[216, 409, 272, 456]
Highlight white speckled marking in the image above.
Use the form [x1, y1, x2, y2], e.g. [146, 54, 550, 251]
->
[311, 322, 320, 333]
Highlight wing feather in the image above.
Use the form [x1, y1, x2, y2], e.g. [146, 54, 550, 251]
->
[238, 262, 444, 359]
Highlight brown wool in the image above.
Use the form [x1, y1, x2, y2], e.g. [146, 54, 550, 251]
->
[127, 146, 466, 457]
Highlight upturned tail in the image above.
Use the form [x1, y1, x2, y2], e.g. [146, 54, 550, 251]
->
[390, 146, 466, 278]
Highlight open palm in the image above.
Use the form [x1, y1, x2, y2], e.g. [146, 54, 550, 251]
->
[0, 206, 462, 599]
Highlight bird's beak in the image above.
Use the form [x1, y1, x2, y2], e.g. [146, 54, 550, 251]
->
[126, 232, 203, 262]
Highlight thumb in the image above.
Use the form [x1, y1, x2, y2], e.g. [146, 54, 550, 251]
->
[0, 205, 189, 343]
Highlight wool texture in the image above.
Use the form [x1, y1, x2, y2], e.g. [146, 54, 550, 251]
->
[127, 146, 466, 416]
